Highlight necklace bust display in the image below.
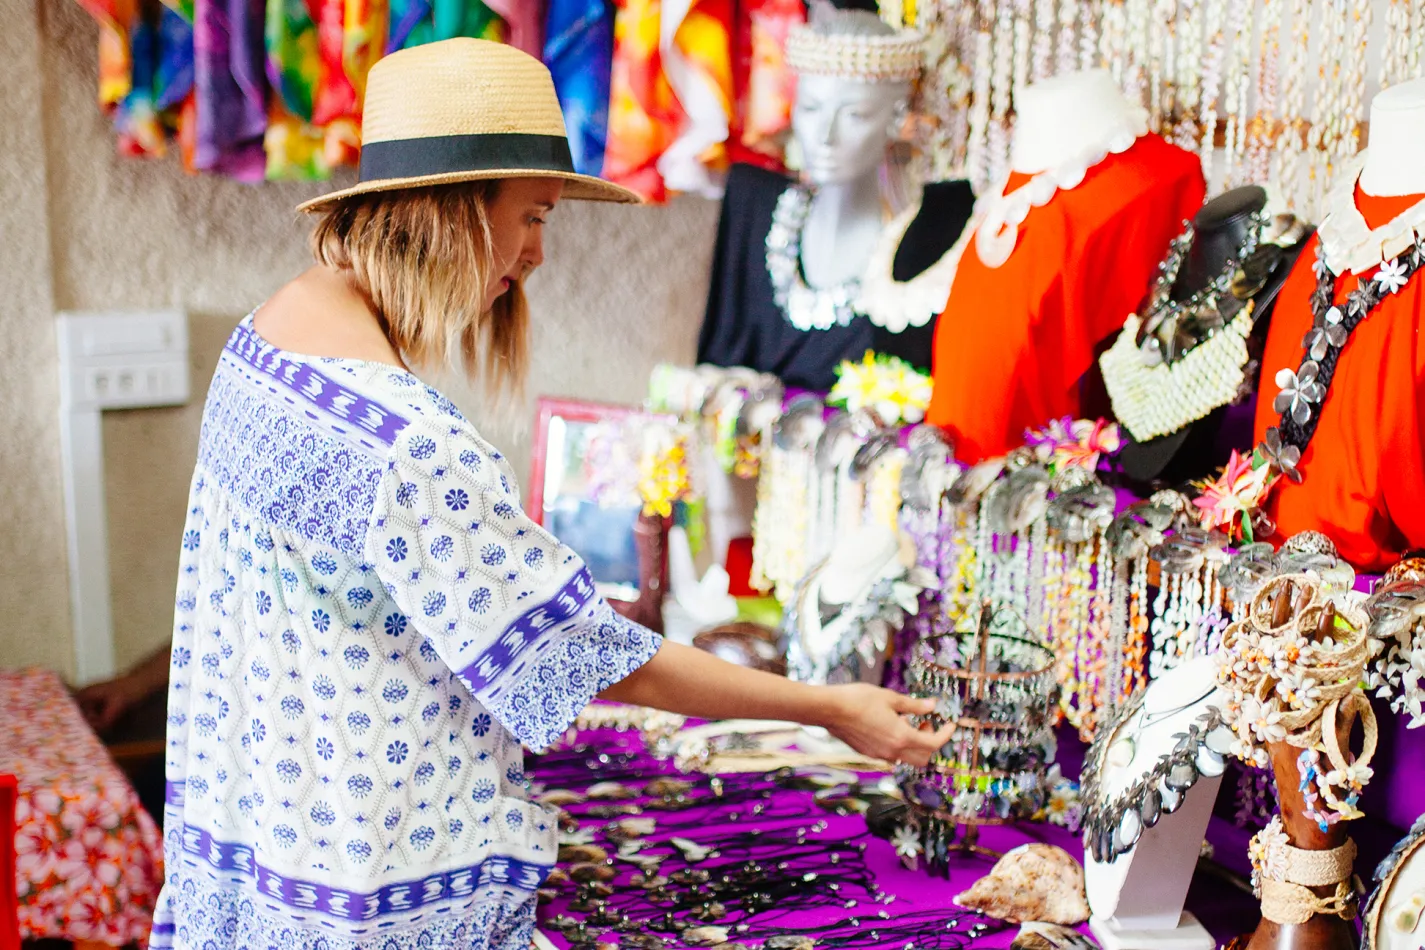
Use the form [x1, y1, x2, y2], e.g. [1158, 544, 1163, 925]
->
[1102, 186, 1312, 485]
[697, 2, 975, 391]
[927, 69, 1207, 463]
[1251, 78, 1425, 571]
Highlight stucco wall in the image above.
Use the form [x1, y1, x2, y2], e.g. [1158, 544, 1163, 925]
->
[2, 0, 718, 679]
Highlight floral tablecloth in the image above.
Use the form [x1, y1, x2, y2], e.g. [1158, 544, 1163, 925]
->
[0, 667, 163, 945]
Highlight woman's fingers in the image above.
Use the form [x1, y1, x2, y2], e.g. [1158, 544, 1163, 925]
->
[890, 692, 936, 715]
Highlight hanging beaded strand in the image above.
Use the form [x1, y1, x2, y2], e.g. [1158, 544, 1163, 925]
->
[1220, 0, 1254, 187]
[1305, 0, 1345, 213]
[1057, 0, 1081, 75]
[1098, 0, 1127, 87]
[1343, 0, 1370, 161]
[1275, 0, 1311, 214]
[988, 0, 1017, 184]
[1028, 516, 1049, 643]
[1078, 0, 1100, 71]
[1174, 0, 1204, 153]
[1031, 0, 1055, 80]
[966, 7, 994, 192]
[1197, 0, 1227, 187]
[1127, 553, 1150, 695]
[1247, 0, 1281, 187]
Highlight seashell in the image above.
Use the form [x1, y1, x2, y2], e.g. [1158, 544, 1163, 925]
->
[587, 781, 639, 801]
[586, 803, 642, 818]
[631, 874, 669, 889]
[536, 887, 559, 905]
[559, 844, 609, 864]
[537, 789, 587, 807]
[546, 867, 570, 886]
[670, 837, 717, 862]
[645, 778, 694, 799]
[765, 937, 816, 950]
[948, 457, 1005, 506]
[570, 861, 616, 883]
[620, 853, 664, 874]
[683, 926, 730, 947]
[614, 817, 658, 838]
[952, 843, 1090, 925]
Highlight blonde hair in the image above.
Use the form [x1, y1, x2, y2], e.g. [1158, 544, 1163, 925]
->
[309, 181, 529, 399]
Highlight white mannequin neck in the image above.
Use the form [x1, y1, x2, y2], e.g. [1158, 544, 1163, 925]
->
[1361, 78, 1425, 197]
[803, 175, 884, 286]
[1011, 69, 1142, 174]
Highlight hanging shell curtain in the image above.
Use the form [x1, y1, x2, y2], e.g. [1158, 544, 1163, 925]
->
[903, 0, 1425, 217]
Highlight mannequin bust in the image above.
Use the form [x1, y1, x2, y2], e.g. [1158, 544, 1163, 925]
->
[1010, 69, 1145, 174]
[928, 69, 1205, 462]
[792, 15, 909, 292]
[1254, 79, 1425, 570]
[697, 1, 975, 391]
[1360, 77, 1425, 197]
[1109, 186, 1312, 485]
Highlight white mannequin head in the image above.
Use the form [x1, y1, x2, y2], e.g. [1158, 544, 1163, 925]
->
[1360, 77, 1425, 197]
[1010, 69, 1145, 174]
[792, 75, 908, 186]
[788, 5, 911, 188]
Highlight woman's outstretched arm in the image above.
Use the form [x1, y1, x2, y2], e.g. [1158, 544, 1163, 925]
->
[599, 639, 952, 766]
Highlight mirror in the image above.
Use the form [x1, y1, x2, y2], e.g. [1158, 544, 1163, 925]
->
[528, 397, 661, 603]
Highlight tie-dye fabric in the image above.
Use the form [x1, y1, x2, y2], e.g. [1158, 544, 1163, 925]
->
[543, 0, 613, 177]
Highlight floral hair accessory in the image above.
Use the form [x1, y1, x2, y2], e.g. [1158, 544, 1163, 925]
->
[1191, 449, 1280, 543]
[1023, 417, 1122, 473]
[827, 350, 933, 428]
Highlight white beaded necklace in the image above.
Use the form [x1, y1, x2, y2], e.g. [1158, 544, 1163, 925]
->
[973, 105, 1149, 268]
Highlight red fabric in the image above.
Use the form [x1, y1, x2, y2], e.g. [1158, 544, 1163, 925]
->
[724, 535, 757, 597]
[0, 774, 16, 950]
[1254, 188, 1425, 570]
[926, 134, 1206, 462]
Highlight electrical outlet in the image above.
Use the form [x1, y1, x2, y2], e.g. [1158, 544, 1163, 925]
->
[57, 310, 190, 410]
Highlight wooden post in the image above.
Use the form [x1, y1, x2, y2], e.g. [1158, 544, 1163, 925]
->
[1244, 714, 1359, 950]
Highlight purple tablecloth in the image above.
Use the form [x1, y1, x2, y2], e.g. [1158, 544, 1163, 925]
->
[531, 729, 1264, 948]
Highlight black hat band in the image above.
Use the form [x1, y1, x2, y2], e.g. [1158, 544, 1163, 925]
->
[358, 132, 575, 183]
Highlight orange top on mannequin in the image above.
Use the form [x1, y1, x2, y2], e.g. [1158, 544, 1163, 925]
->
[926, 133, 1205, 462]
[1253, 187, 1425, 571]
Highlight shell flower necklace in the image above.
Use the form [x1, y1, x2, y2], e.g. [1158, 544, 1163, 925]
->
[766, 186, 866, 332]
[1191, 165, 1425, 541]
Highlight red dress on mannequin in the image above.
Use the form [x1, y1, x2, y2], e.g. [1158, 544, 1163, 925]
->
[1254, 187, 1425, 571]
[926, 134, 1205, 463]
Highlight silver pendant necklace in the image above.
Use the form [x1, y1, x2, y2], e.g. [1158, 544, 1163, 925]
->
[766, 185, 863, 332]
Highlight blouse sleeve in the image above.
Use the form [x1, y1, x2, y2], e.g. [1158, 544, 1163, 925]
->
[367, 416, 663, 752]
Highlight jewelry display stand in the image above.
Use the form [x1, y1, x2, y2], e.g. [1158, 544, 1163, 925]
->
[899, 601, 1059, 869]
[1083, 656, 1227, 950]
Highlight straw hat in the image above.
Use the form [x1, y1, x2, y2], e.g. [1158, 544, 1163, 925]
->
[297, 38, 639, 212]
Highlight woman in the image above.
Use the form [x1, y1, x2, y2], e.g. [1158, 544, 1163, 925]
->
[151, 39, 950, 950]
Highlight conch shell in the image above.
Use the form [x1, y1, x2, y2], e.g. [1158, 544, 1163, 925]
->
[952, 843, 1090, 925]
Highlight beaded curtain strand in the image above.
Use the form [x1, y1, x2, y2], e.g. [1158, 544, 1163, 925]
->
[906, 0, 1421, 220]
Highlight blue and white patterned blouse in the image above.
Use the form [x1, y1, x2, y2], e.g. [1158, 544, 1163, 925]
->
[150, 315, 663, 950]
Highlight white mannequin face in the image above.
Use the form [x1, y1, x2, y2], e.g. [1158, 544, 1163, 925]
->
[792, 73, 907, 187]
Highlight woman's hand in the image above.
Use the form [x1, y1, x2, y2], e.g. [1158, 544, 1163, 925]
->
[819, 683, 954, 767]
[601, 640, 954, 766]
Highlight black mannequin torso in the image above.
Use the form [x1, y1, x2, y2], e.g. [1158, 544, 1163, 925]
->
[1116, 185, 1313, 485]
[698, 163, 975, 391]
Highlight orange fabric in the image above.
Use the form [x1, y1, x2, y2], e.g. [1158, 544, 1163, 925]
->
[927, 134, 1206, 462]
[1254, 188, 1425, 571]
